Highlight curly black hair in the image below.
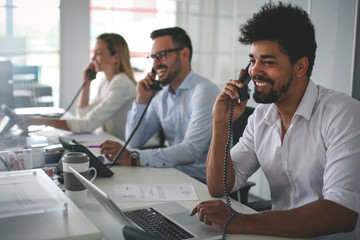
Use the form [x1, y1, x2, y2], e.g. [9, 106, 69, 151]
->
[239, 2, 317, 77]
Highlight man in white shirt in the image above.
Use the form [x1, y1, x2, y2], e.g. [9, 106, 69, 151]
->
[190, 2, 360, 239]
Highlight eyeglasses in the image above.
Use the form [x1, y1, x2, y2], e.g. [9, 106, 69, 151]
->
[147, 47, 183, 64]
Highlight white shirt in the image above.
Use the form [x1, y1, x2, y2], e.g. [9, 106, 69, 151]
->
[231, 80, 360, 239]
[126, 71, 220, 183]
[66, 73, 136, 140]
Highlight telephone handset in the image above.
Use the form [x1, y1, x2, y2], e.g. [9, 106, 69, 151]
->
[150, 68, 162, 91]
[86, 69, 97, 80]
[236, 63, 251, 101]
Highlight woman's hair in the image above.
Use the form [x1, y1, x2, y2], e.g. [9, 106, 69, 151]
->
[97, 33, 136, 84]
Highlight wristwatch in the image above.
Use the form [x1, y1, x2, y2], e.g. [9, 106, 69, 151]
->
[130, 151, 139, 166]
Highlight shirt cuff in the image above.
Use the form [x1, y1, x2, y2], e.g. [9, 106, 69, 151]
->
[137, 148, 170, 168]
[65, 119, 80, 133]
[76, 105, 91, 118]
[138, 149, 155, 167]
[131, 101, 146, 115]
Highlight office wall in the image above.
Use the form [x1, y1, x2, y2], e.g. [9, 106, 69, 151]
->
[60, 0, 90, 114]
[176, 0, 357, 104]
[352, 1, 360, 101]
[311, 0, 356, 96]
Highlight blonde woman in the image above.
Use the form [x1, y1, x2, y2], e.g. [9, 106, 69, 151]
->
[21, 33, 136, 140]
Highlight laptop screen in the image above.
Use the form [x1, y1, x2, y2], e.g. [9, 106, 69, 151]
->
[68, 166, 161, 240]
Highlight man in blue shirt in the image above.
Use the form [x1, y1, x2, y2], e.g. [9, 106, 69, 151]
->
[101, 27, 220, 183]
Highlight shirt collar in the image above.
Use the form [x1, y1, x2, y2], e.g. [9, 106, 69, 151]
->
[172, 70, 194, 94]
[264, 79, 318, 124]
[162, 70, 193, 97]
[294, 79, 317, 121]
[263, 103, 279, 127]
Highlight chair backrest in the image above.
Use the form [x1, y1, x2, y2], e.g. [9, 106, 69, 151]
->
[12, 65, 53, 107]
[232, 106, 255, 146]
[0, 58, 14, 108]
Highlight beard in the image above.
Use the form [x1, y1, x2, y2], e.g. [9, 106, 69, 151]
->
[253, 72, 293, 104]
[158, 55, 182, 86]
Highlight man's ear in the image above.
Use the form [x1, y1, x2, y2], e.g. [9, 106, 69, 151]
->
[181, 47, 190, 62]
[295, 56, 309, 77]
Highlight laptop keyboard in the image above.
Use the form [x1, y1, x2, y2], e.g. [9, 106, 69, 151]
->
[124, 207, 195, 240]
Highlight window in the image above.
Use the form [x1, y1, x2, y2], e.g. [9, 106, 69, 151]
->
[0, 0, 60, 107]
[90, 0, 176, 81]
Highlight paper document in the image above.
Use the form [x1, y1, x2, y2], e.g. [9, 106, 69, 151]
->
[114, 184, 198, 201]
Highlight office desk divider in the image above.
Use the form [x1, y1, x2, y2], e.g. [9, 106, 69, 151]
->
[0, 170, 66, 219]
[0, 149, 36, 171]
[0, 169, 101, 240]
[0, 146, 51, 171]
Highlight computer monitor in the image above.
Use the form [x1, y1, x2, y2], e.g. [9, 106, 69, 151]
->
[0, 58, 14, 108]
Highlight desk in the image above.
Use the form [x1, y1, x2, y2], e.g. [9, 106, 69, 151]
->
[1, 128, 301, 240]
[81, 166, 301, 240]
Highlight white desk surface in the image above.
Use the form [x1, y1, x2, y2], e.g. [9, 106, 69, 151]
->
[0, 169, 101, 240]
[1, 127, 302, 240]
[82, 166, 301, 240]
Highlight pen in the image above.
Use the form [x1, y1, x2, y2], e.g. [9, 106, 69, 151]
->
[87, 145, 102, 148]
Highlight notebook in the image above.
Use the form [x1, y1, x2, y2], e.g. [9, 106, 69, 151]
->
[69, 166, 223, 240]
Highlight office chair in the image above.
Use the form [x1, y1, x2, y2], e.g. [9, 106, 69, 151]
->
[230, 106, 272, 212]
[12, 65, 54, 107]
[139, 129, 166, 150]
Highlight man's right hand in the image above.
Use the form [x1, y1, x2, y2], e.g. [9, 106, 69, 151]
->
[136, 71, 157, 104]
[213, 79, 248, 124]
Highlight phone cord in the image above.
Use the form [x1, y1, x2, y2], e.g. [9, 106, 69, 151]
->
[222, 100, 236, 240]
[58, 81, 87, 118]
[109, 91, 156, 167]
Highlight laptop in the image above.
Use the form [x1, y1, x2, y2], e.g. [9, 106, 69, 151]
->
[69, 166, 223, 240]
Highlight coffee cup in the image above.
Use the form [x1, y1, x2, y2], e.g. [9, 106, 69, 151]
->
[62, 152, 97, 208]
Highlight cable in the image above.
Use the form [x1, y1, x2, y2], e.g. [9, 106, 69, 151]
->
[222, 99, 237, 240]
[109, 91, 156, 167]
[57, 81, 88, 118]
[45, 70, 96, 118]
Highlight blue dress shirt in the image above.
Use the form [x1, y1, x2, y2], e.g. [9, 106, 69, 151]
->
[126, 70, 220, 183]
